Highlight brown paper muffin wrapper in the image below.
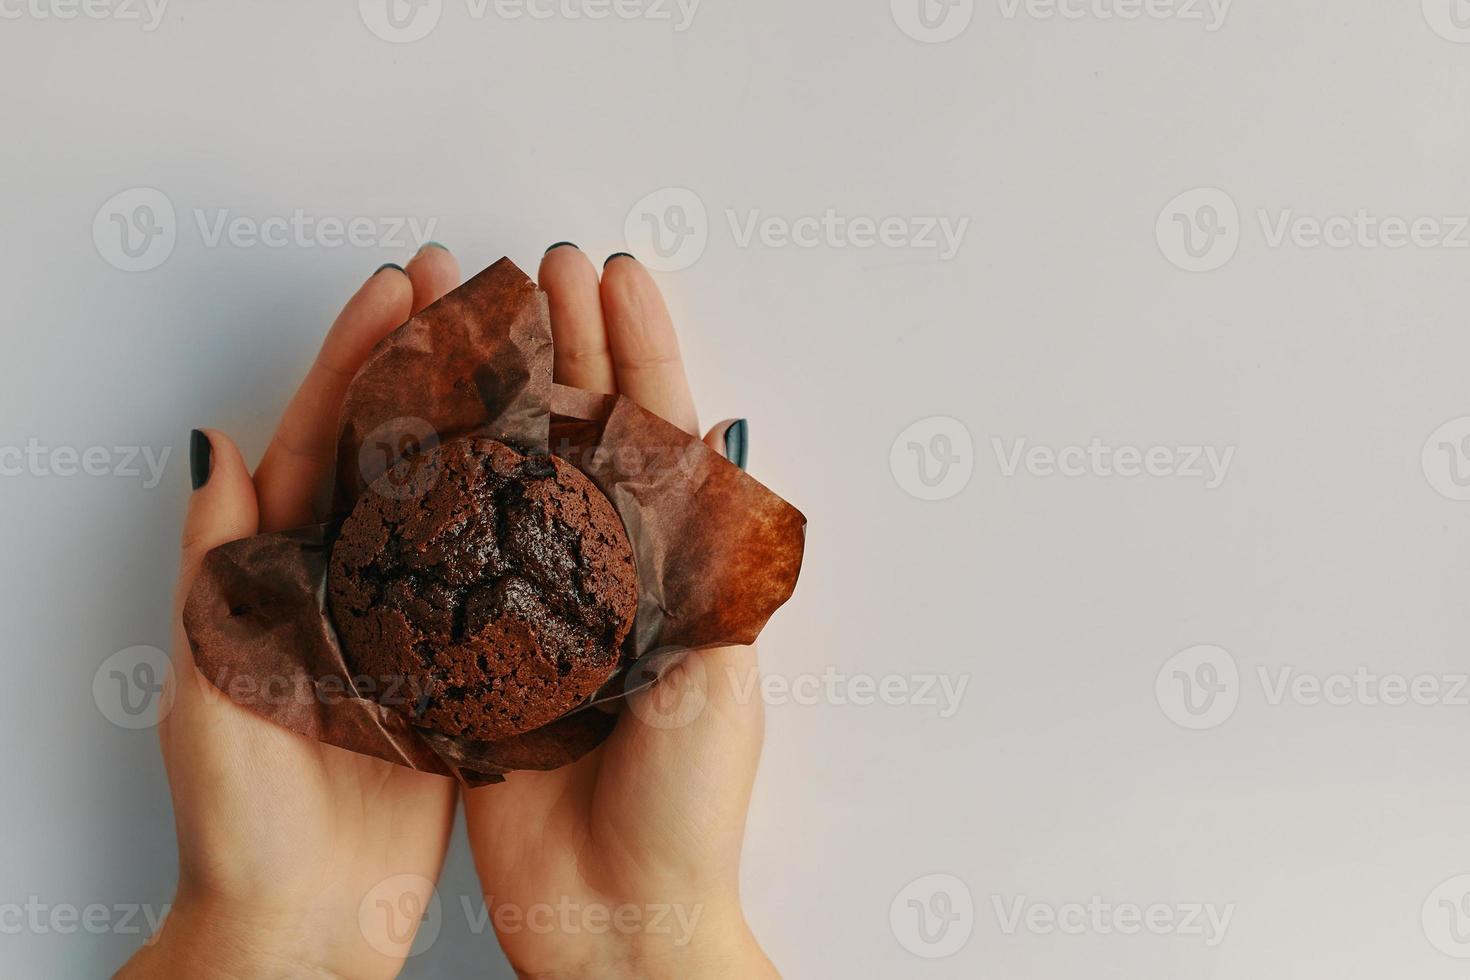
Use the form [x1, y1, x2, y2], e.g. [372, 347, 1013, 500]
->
[182, 259, 806, 785]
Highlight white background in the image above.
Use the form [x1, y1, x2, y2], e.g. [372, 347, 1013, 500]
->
[5, 0, 1470, 976]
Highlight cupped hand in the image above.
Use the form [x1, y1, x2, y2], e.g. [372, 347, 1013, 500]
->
[122, 247, 465, 980]
[462, 246, 778, 980]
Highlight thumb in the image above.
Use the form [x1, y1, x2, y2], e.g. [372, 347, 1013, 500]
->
[687, 417, 760, 709]
[604, 418, 765, 806]
[176, 428, 259, 613]
[167, 429, 259, 727]
[692, 417, 760, 736]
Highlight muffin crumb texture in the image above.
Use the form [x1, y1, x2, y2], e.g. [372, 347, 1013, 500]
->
[327, 437, 638, 741]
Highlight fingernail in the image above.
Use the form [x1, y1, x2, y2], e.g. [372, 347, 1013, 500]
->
[420, 241, 450, 253]
[545, 241, 578, 255]
[373, 262, 405, 277]
[724, 419, 749, 471]
[190, 429, 213, 491]
[604, 252, 635, 268]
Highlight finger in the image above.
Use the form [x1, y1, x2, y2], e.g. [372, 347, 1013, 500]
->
[539, 243, 616, 393]
[176, 429, 259, 615]
[406, 242, 461, 315]
[703, 418, 749, 472]
[600, 253, 698, 434]
[253, 266, 413, 532]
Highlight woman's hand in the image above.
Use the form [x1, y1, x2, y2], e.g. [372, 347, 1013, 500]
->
[462, 246, 777, 980]
[121, 246, 466, 980]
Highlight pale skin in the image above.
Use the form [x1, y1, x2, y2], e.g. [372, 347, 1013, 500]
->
[120, 243, 779, 979]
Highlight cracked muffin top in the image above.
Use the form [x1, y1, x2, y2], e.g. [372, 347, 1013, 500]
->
[326, 436, 639, 741]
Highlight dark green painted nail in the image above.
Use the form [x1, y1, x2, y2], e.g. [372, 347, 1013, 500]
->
[373, 262, 405, 277]
[725, 419, 749, 471]
[189, 429, 212, 491]
[421, 241, 450, 252]
[604, 252, 635, 267]
[545, 241, 578, 255]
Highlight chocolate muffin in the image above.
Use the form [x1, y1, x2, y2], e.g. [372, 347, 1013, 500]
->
[327, 436, 639, 741]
